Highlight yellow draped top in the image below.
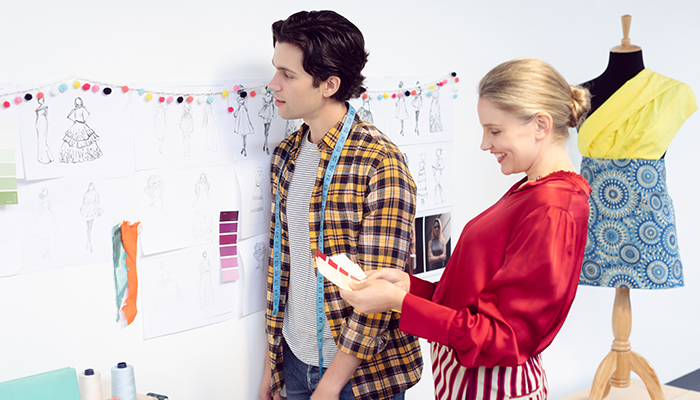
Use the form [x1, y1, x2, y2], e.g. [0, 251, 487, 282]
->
[578, 69, 697, 160]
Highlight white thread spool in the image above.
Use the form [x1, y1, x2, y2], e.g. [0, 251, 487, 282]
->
[111, 362, 137, 400]
[78, 368, 103, 400]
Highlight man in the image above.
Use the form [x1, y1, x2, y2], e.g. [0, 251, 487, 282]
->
[259, 10, 423, 400]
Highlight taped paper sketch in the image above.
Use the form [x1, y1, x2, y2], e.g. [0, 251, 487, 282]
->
[155, 261, 183, 309]
[35, 187, 59, 259]
[411, 81, 423, 135]
[192, 173, 213, 244]
[79, 182, 103, 253]
[142, 173, 172, 249]
[433, 148, 445, 204]
[285, 119, 303, 138]
[258, 88, 276, 155]
[250, 167, 265, 225]
[59, 97, 102, 163]
[203, 101, 222, 152]
[429, 85, 443, 133]
[234, 88, 255, 157]
[395, 81, 409, 136]
[357, 97, 374, 124]
[199, 251, 214, 308]
[251, 241, 267, 305]
[417, 152, 428, 206]
[35, 96, 53, 164]
[154, 101, 167, 154]
[180, 101, 194, 157]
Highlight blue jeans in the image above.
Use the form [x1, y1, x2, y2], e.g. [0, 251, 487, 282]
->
[283, 345, 406, 400]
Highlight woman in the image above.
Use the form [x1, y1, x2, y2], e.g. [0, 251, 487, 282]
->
[341, 58, 591, 400]
[426, 218, 447, 271]
[79, 182, 102, 253]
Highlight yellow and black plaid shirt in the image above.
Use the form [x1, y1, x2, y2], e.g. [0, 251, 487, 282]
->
[265, 111, 423, 400]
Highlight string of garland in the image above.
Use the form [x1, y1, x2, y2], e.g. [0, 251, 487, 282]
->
[0, 72, 459, 111]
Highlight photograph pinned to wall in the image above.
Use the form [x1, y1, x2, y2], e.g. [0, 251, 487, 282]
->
[16, 84, 134, 180]
[422, 211, 452, 274]
[136, 163, 237, 255]
[131, 81, 236, 171]
[140, 244, 238, 339]
[0, 202, 23, 277]
[401, 142, 454, 214]
[234, 157, 271, 240]
[18, 175, 138, 274]
[238, 234, 268, 317]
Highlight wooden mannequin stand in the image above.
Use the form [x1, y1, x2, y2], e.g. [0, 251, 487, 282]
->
[588, 288, 665, 400]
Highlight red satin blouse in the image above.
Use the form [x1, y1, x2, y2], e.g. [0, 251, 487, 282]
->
[401, 171, 591, 368]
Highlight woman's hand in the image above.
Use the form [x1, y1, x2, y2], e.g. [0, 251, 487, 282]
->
[339, 269, 410, 314]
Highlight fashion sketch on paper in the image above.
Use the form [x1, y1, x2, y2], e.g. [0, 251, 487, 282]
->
[192, 173, 213, 244]
[251, 241, 267, 304]
[199, 251, 214, 308]
[433, 147, 446, 204]
[79, 182, 102, 253]
[284, 118, 303, 138]
[395, 81, 409, 136]
[429, 84, 443, 133]
[258, 87, 276, 155]
[155, 261, 183, 310]
[412, 81, 423, 135]
[203, 100, 222, 152]
[143, 173, 171, 243]
[154, 101, 167, 154]
[35, 187, 59, 259]
[233, 88, 255, 157]
[59, 97, 102, 163]
[357, 96, 374, 124]
[35, 96, 54, 164]
[180, 101, 194, 157]
[417, 152, 429, 206]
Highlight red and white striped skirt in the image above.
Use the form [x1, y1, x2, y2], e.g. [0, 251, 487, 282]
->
[431, 343, 548, 400]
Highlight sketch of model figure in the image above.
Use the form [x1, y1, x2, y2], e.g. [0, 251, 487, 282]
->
[411, 82, 423, 135]
[156, 261, 183, 309]
[35, 97, 54, 164]
[59, 97, 102, 163]
[233, 89, 255, 157]
[429, 85, 443, 133]
[417, 152, 429, 206]
[432, 148, 446, 204]
[203, 101, 222, 152]
[143, 174, 171, 240]
[180, 101, 194, 157]
[193, 173, 213, 243]
[154, 102, 167, 154]
[35, 188, 59, 259]
[258, 88, 276, 155]
[199, 251, 214, 308]
[357, 96, 374, 124]
[284, 119, 303, 138]
[395, 81, 409, 136]
[251, 167, 265, 224]
[79, 182, 102, 253]
[252, 241, 267, 301]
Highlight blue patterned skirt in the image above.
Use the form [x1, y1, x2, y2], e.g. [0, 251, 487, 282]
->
[579, 157, 683, 289]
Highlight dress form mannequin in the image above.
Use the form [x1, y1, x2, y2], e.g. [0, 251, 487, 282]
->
[584, 15, 666, 400]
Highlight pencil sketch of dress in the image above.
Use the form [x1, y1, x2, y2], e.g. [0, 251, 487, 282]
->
[59, 97, 102, 163]
[417, 152, 429, 206]
[199, 251, 214, 308]
[80, 182, 102, 253]
[285, 119, 303, 138]
[395, 81, 409, 136]
[429, 85, 443, 133]
[250, 167, 265, 225]
[35, 188, 59, 259]
[251, 241, 267, 304]
[412, 82, 423, 135]
[234, 89, 255, 157]
[357, 97, 374, 124]
[154, 102, 167, 154]
[203, 101, 222, 152]
[432, 148, 445, 204]
[258, 88, 276, 155]
[35, 97, 54, 164]
[180, 102, 194, 157]
[143, 174, 171, 245]
[155, 261, 183, 310]
[192, 173, 213, 244]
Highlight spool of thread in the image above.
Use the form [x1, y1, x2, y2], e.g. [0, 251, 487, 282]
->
[111, 362, 137, 400]
[78, 368, 103, 400]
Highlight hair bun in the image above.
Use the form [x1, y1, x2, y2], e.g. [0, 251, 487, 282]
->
[568, 85, 592, 128]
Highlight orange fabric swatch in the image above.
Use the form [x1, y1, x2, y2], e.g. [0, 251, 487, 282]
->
[120, 221, 140, 325]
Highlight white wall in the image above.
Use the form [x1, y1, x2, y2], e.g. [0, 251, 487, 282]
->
[2, 1, 700, 399]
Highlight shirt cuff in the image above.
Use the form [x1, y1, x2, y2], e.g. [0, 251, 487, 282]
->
[337, 314, 391, 360]
[409, 274, 436, 299]
[400, 293, 454, 345]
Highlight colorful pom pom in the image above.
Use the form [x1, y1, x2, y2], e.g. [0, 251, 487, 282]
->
[3, 101, 10, 108]
[392, 93, 397, 99]
[146, 93, 153, 101]
[383, 93, 389, 98]
[187, 96, 194, 103]
[454, 77, 460, 83]
[177, 96, 184, 103]
[207, 96, 214, 104]
[14, 97, 22, 104]
[122, 85, 129, 93]
[37, 92, 44, 99]
[104, 88, 112, 95]
[362, 93, 368, 100]
[92, 85, 100, 93]
[82, 83, 91, 91]
[138, 89, 146, 96]
[453, 93, 458, 99]
[250, 91, 257, 97]
[24, 93, 33, 101]
[222, 90, 229, 98]
[51, 87, 59, 96]
[233, 85, 240, 91]
[429, 85, 435, 90]
[166, 96, 174, 104]
[227, 106, 234, 113]
[377, 94, 383, 100]
[411, 90, 417, 96]
[74, 81, 81, 89]
[59, 83, 68, 92]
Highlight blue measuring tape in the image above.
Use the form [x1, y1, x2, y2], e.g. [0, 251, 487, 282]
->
[272, 105, 356, 375]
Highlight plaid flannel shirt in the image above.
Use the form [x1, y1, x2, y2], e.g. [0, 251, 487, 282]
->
[265, 111, 423, 400]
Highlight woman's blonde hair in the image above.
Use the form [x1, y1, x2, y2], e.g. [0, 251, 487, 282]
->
[478, 58, 591, 136]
